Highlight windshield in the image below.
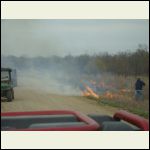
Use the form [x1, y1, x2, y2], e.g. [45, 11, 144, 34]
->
[1, 71, 10, 81]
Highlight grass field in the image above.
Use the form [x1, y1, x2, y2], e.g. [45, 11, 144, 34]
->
[85, 75, 149, 119]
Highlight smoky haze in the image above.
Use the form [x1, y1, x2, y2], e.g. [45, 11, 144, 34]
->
[1, 19, 149, 95]
[1, 55, 95, 96]
[1, 19, 149, 57]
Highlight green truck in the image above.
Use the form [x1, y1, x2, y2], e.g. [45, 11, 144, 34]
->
[1, 68, 17, 102]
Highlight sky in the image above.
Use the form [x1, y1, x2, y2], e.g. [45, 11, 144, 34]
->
[1, 19, 149, 57]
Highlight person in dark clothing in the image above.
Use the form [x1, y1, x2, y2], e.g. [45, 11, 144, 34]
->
[135, 78, 145, 100]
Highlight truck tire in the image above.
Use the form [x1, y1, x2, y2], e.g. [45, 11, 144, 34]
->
[12, 89, 15, 99]
[6, 90, 13, 102]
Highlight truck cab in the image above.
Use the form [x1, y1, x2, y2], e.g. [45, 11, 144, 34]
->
[1, 68, 15, 102]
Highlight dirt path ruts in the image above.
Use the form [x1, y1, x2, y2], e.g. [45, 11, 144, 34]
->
[1, 87, 119, 116]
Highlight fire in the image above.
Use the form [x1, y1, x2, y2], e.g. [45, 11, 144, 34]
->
[82, 90, 91, 97]
[103, 91, 120, 99]
[81, 79, 129, 100]
[104, 91, 114, 99]
[85, 85, 99, 99]
[81, 83, 99, 99]
[120, 89, 131, 93]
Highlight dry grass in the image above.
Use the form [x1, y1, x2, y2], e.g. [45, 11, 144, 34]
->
[86, 75, 149, 119]
[99, 98, 149, 119]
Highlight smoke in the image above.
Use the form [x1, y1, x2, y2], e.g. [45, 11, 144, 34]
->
[1, 20, 149, 98]
[1, 54, 134, 96]
[17, 69, 81, 96]
[2, 20, 149, 57]
[1, 55, 86, 96]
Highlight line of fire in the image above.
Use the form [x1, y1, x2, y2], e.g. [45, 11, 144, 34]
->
[80, 79, 131, 99]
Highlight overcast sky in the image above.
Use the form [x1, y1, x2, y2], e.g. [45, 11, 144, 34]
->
[1, 19, 149, 57]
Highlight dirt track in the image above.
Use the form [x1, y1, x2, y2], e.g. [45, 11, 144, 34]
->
[1, 87, 119, 116]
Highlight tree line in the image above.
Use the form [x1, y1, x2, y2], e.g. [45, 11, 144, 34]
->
[2, 46, 149, 77]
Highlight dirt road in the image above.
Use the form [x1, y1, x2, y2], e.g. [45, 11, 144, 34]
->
[1, 87, 119, 116]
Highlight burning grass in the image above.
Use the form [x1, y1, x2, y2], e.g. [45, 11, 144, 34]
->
[80, 75, 149, 119]
[84, 90, 149, 119]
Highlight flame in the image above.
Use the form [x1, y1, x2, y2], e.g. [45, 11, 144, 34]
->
[120, 89, 130, 93]
[104, 91, 114, 99]
[103, 91, 120, 99]
[81, 79, 129, 100]
[82, 90, 91, 97]
[81, 83, 99, 99]
[85, 85, 99, 99]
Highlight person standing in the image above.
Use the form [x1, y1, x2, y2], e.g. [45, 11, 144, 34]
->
[135, 78, 145, 101]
